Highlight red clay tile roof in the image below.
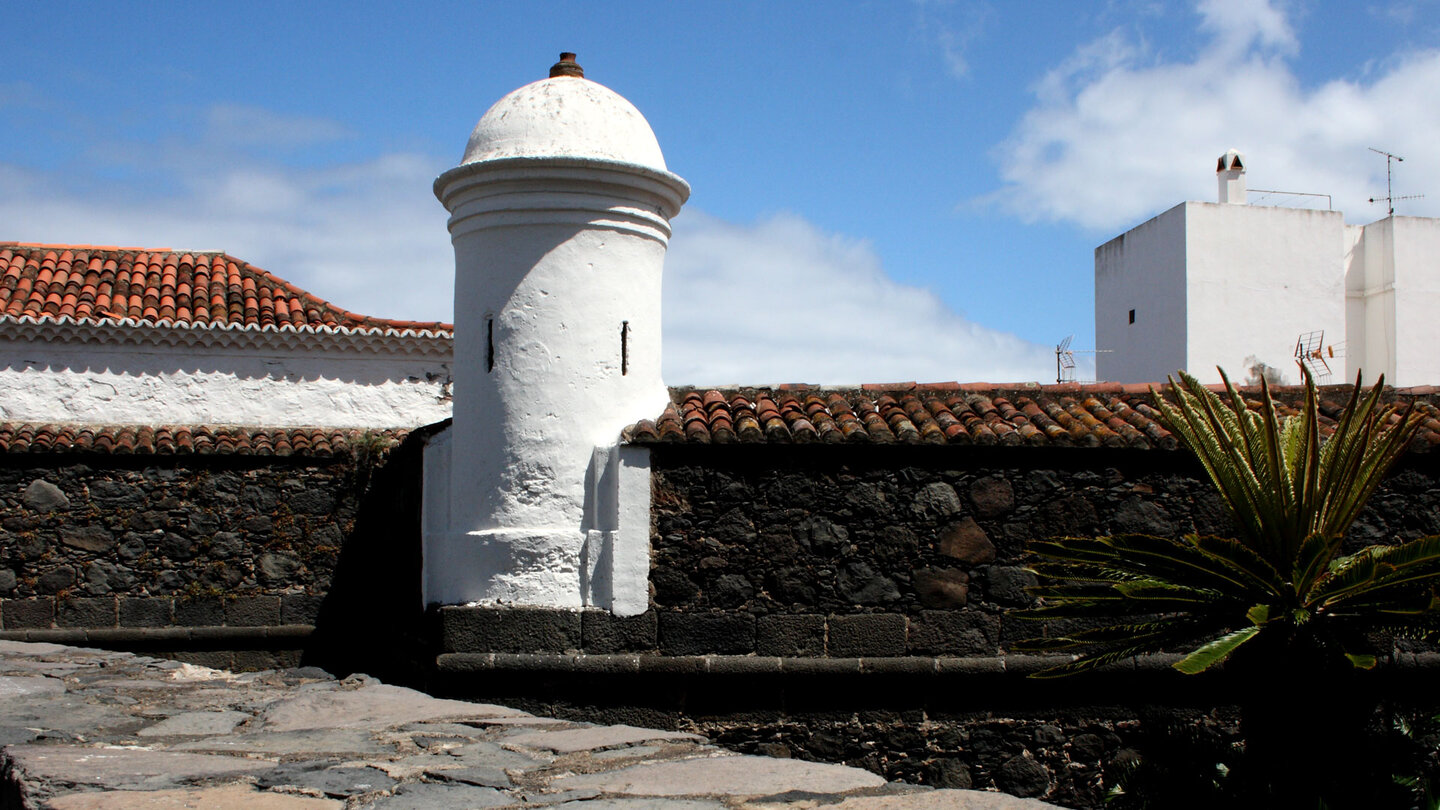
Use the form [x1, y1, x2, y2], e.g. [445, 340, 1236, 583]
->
[626, 384, 1440, 452]
[0, 243, 451, 335]
[0, 423, 406, 457]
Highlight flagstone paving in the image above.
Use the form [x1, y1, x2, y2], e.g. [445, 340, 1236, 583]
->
[0, 641, 1054, 808]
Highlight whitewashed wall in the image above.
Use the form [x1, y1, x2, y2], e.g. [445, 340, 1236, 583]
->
[1095, 204, 1189, 384]
[1344, 216, 1440, 387]
[0, 330, 452, 428]
[1388, 217, 1440, 387]
[1096, 202, 1348, 385]
[1349, 219, 1397, 383]
[1343, 223, 1377, 382]
[1184, 203, 1346, 385]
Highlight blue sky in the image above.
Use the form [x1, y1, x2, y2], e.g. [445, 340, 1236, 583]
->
[3, 1, 1437, 384]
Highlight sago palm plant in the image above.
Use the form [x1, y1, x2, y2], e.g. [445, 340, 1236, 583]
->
[1015, 368, 1440, 804]
[1015, 368, 1439, 677]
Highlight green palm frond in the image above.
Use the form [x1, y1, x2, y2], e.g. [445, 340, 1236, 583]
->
[1027, 648, 1155, 679]
[1368, 535, 1440, 569]
[1173, 625, 1262, 674]
[1363, 611, 1440, 641]
[1013, 619, 1201, 654]
[1293, 532, 1339, 596]
[1019, 365, 1439, 678]
[1189, 535, 1288, 598]
[1316, 539, 1440, 614]
[1055, 619, 1206, 645]
[1017, 598, 1178, 620]
[1103, 534, 1278, 596]
[1307, 553, 1385, 606]
[1152, 367, 1424, 571]
[1113, 580, 1225, 603]
[1028, 616, 1234, 678]
[1025, 560, 1142, 583]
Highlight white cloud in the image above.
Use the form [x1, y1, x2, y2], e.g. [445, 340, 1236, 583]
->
[989, 0, 1440, 230]
[203, 104, 353, 148]
[912, 0, 991, 80]
[1197, 0, 1297, 56]
[662, 212, 1057, 386]
[3, 100, 1057, 385]
[0, 98, 456, 323]
[1379, 1, 1436, 27]
[0, 153, 456, 323]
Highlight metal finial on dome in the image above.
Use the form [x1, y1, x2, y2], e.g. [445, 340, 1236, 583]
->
[550, 52, 584, 78]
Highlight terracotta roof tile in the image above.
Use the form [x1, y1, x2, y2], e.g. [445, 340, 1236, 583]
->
[628, 385, 1440, 453]
[0, 243, 452, 336]
[0, 423, 405, 458]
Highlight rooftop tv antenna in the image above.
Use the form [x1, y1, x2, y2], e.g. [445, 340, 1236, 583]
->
[1055, 335, 1110, 384]
[1056, 335, 1074, 384]
[1294, 330, 1344, 382]
[1368, 147, 1424, 216]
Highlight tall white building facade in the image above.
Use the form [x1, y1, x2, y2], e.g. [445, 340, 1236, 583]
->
[1096, 152, 1440, 386]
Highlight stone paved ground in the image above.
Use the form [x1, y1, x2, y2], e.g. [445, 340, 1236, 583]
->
[0, 641, 1053, 809]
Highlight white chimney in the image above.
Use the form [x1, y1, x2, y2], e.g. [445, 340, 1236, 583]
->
[425, 54, 689, 614]
[1217, 148, 1246, 204]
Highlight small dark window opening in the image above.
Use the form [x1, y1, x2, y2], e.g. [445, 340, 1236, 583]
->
[486, 317, 495, 372]
[621, 320, 630, 375]
[1128, 309, 1136, 325]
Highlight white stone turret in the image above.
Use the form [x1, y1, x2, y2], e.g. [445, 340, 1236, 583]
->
[424, 54, 689, 613]
[1217, 148, 1246, 204]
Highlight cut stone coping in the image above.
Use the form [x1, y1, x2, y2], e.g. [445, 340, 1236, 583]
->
[0, 624, 316, 646]
[434, 651, 1145, 675]
[0, 640, 1057, 808]
[435, 650, 1440, 677]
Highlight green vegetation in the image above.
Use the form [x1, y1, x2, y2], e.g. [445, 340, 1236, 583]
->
[1016, 368, 1440, 805]
[346, 429, 398, 491]
[1017, 368, 1436, 674]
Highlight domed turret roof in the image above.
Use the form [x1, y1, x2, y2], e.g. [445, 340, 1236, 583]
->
[460, 54, 667, 173]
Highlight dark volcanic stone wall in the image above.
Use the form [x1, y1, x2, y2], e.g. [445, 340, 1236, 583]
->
[690, 707, 1238, 807]
[647, 445, 1440, 654]
[2, 463, 351, 602]
[650, 447, 1223, 629]
[0, 433, 431, 677]
[491, 682, 1236, 808]
[0, 460, 357, 618]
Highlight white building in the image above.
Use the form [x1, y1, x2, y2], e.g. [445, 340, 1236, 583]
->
[1095, 151, 1440, 386]
[0, 243, 453, 428]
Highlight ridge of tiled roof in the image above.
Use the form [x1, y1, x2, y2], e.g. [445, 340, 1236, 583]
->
[625, 384, 1440, 451]
[0, 243, 452, 336]
[0, 423, 407, 457]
